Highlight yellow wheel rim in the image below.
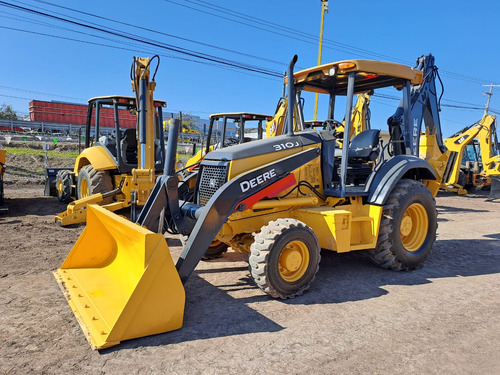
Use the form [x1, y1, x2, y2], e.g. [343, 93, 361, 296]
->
[400, 203, 428, 252]
[57, 179, 63, 196]
[80, 178, 89, 198]
[278, 240, 310, 282]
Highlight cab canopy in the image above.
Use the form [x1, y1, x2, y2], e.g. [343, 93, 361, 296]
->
[293, 60, 423, 95]
[209, 113, 272, 122]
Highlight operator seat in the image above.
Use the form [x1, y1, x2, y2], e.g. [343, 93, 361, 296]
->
[120, 129, 138, 165]
[347, 129, 381, 163]
[336, 129, 381, 187]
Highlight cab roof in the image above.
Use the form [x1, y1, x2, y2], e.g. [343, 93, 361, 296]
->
[87, 95, 167, 107]
[293, 60, 423, 95]
[210, 112, 272, 121]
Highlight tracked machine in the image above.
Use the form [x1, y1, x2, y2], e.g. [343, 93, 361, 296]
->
[55, 54, 442, 349]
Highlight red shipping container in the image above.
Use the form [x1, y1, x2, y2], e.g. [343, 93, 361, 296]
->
[29, 100, 137, 129]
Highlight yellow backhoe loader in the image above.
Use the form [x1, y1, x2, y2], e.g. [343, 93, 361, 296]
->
[53, 56, 167, 226]
[184, 112, 272, 171]
[0, 149, 7, 213]
[445, 114, 499, 199]
[55, 54, 442, 350]
[461, 139, 495, 188]
[421, 112, 500, 200]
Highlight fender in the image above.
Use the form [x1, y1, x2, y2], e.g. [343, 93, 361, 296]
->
[366, 155, 436, 206]
[74, 145, 118, 173]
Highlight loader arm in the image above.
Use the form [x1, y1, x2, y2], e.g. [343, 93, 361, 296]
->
[139, 147, 320, 283]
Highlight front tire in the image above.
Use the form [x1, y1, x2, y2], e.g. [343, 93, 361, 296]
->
[365, 179, 437, 271]
[55, 170, 73, 203]
[77, 164, 113, 204]
[249, 218, 321, 299]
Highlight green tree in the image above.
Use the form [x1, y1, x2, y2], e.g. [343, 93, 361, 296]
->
[0, 104, 18, 120]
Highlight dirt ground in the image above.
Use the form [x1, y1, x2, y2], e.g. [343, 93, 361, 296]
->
[1, 160, 499, 374]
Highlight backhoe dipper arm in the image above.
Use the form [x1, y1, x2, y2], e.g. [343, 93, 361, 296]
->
[388, 54, 446, 156]
[176, 147, 320, 283]
[477, 114, 500, 173]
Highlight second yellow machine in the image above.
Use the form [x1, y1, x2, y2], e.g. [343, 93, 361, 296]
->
[54, 56, 166, 225]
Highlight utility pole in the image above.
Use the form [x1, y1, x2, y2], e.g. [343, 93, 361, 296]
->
[482, 83, 500, 115]
[313, 0, 329, 121]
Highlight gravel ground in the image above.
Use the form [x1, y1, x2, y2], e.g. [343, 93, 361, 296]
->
[0, 156, 499, 374]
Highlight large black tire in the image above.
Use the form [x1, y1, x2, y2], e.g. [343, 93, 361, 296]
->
[179, 235, 229, 260]
[249, 218, 321, 299]
[365, 179, 437, 271]
[203, 240, 229, 260]
[457, 170, 466, 189]
[55, 170, 73, 203]
[77, 165, 114, 205]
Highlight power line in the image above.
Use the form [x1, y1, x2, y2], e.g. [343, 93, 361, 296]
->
[0, 85, 86, 101]
[167, 0, 498, 85]
[7, 0, 497, 86]
[31, 0, 288, 69]
[0, 24, 282, 85]
[0, 1, 283, 78]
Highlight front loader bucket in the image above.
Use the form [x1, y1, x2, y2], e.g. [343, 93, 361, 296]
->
[54, 204, 185, 350]
[486, 176, 500, 201]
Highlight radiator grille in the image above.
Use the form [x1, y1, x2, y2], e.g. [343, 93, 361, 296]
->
[197, 164, 228, 206]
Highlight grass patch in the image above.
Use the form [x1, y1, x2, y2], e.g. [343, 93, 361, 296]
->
[4, 147, 78, 159]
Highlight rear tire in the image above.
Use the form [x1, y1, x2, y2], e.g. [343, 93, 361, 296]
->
[77, 165, 113, 205]
[202, 240, 229, 260]
[56, 170, 73, 203]
[365, 179, 437, 271]
[457, 170, 466, 189]
[249, 218, 321, 299]
[180, 235, 229, 260]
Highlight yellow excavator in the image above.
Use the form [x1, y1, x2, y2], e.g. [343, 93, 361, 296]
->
[55, 54, 443, 350]
[0, 149, 7, 213]
[53, 56, 167, 225]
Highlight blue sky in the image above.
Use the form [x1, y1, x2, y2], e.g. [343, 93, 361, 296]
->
[0, 0, 499, 137]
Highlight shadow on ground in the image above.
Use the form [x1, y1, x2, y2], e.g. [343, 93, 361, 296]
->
[103, 234, 500, 352]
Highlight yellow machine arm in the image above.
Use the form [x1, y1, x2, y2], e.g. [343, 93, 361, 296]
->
[131, 56, 157, 172]
[335, 93, 371, 147]
[474, 114, 500, 176]
[267, 93, 371, 144]
[437, 113, 499, 194]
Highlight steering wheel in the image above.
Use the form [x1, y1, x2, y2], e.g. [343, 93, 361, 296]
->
[322, 119, 343, 133]
[223, 137, 240, 147]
